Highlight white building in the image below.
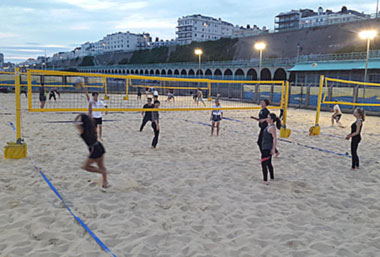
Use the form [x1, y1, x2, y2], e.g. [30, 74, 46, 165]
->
[232, 25, 268, 38]
[300, 6, 369, 29]
[0, 53, 3, 69]
[176, 14, 234, 45]
[102, 31, 151, 52]
[94, 40, 105, 54]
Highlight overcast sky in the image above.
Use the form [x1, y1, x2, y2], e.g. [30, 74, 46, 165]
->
[0, 0, 378, 63]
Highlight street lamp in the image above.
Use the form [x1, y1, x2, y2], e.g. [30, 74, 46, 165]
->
[194, 48, 203, 78]
[254, 42, 266, 80]
[359, 30, 376, 83]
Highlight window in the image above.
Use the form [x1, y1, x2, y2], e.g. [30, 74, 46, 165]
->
[195, 33, 197, 37]
[127, 45, 129, 48]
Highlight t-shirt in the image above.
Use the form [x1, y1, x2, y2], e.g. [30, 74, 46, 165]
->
[143, 103, 154, 119]
[39, 87, 46, 98]
[258, 108, 269, 129]
[333, 104, 342, 115]
[90, 99, 106, 118]
[153, 91, 159, 97]
[212, 105, 223, 116]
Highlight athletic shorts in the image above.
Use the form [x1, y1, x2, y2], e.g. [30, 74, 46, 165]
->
[168, 93, 174, 99]
[212, 115, 221, 122]
[88, 142, 105, 159]
[137, 92, 142, 96]
[334, 114, 342, 122]
[39, 96, 46, 102]
[93, 117, 102, 127]
[193, 95, 197, 100]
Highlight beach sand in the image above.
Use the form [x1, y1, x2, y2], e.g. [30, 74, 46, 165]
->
[1, 93, 380, 257]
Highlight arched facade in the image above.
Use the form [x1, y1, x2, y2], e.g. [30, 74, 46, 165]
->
[214, 69, 222, 76]
[247, 69, 257, 80]
[260, 68, 272, 80]
[273, 68, 287, 81]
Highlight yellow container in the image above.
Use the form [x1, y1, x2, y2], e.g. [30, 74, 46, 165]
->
[4, 142, 28, 159]
[280, 128, 291, 138]
[309, 126, 320, 136]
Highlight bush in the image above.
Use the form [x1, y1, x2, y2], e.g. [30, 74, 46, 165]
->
[129, 47, 169, 64]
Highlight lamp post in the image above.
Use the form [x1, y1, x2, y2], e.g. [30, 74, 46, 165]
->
[254, 42, 266, 80]
[359, 30, 377, 98]
[194, 48, 203, 78]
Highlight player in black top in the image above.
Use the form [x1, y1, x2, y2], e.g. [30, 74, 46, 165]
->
[39, 83, 47, 109]
[74, 113, 108, 188]
[151, 100, 160, 148]
[140, 98, 154, 131]
[345, 108, 364, 170]
[251, 99, 270, 153]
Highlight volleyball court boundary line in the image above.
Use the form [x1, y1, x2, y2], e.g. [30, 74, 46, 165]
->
[7, 122, 117, 257]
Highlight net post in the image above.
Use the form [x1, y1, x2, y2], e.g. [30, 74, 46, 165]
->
[280, 81, 291, 138]
[4, 68, 28, 159]
[27, 70, 32, 111]
[103, 77, 109, 100]
[207, 81, 212, 101]
[123, 78, 129, 100]
[309, 75, 324, 136]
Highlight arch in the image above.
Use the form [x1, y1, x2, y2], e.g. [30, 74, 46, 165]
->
[145, 69, 149, 75]
[131, 70, 134, 74]
[150, 69, 154, 75]
[181, 69, 187, 75]
[224, 69, 233, 76]
[235, 69, 245, 77]
[161, 69, 166, 75]
[247, 69, 257, 80]
[140, 69, 144, 75]
[205, 69, 212, 76]
[260, 68, 271, 80]
[135, 69, 139, 74]
[214, 69, 222, 76]
[188, 69, 195, 76]
[155, 69, 160, 75]
[167, 69, 173, 75]
[174, 69, 179, 75]
[273, 68, 287, 81]
[196, 69, 203, 76]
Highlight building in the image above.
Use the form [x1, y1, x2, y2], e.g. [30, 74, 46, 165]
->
[300, 6, 369, 28]
[232, 25, 268, 38]
[0, 53, 3, 69]
[176, 14, 235, 45]
[275, 9, 316, 32]
[102, 31, 151, 52]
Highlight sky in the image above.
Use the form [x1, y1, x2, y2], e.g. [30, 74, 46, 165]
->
[0, 0, 378, 63]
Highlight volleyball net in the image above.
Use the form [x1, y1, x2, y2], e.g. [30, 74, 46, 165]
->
[310, 75, 380, 135]
[24, 69, 288, 112]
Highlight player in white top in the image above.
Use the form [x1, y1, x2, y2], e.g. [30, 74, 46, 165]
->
[331, 100, 343, 127]
[196, 88, 206, 106]
[210, 99, 223, 136]
[86, 91, 108, 140]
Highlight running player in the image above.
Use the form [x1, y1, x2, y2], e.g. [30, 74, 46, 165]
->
[151, 100, 160, 148]
[49, 88, 57, 101]
[345, 108, 365, 170]
[332, 100, 343, 127]
[210, 99, 223, 136]
[39, 83, 47, 109]
[167, 89, 175, 103]
[140, 98, 154, 131]
[260, 113, 281, 185]
[74, 113, 108, 188]
[86, 91, 108, 140]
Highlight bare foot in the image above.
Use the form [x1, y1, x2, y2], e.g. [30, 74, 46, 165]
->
[263, 181, 269, 185]
[275, 152, 280, 158]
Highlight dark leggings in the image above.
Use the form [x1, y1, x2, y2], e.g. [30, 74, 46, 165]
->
[151, 122, 160, 148]
[351, 138, 360, 169]
[49, 92, 56, 101]
[261, 149, 274, 182]
[140, 116, 151, 131]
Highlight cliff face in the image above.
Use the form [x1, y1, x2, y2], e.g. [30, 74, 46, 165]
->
[234, 18, 380, 60]
[57, 18, 380, 68]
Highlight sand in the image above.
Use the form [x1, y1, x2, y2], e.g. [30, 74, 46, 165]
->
[1, 93, 380, 257]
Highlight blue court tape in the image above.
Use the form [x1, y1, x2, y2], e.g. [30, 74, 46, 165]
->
[191, 118, 352, 159]
[8, 123, 117, 257]
[222, 117, 244, 123]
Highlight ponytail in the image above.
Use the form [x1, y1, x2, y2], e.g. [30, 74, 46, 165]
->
[269, 113, 281, 130]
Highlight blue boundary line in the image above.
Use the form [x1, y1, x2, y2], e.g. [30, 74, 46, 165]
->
[190, 118, 351, 159]
[7, 122, 117, 257]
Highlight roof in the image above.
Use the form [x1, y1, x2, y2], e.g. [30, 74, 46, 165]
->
[289, 59, 380, 71]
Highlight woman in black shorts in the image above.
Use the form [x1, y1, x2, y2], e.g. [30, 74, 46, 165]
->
[74, 113, 108, 188]
[210, 99, 223, 136]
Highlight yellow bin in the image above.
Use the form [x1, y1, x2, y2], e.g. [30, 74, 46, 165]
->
[4, 142, 27, 159]
[280, 127, 291, 138]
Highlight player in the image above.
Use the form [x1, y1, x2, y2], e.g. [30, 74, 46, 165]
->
[153, 89, 159, 101]
[196, 88, 206, 106]
[332, 100, 343, 127]
[86, 91, 108, 140]
[345, 108, 365, 170]
[140, 98, 154, 131]
[210, 99, 223, 136]
[49, 88, 57, 101]
[137, 87, 142, 100]
[151, 100, 160, 148]
[167, 89, 175, 103]
[74, 113, 108, 188]
[260, 113, 281, 185]
[39, 83, 47, 109]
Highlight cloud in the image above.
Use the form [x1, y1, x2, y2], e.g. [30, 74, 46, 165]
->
[55, 0, 148, 11]
[13, 49, 45, 53]
[0, 32, 19, 39]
